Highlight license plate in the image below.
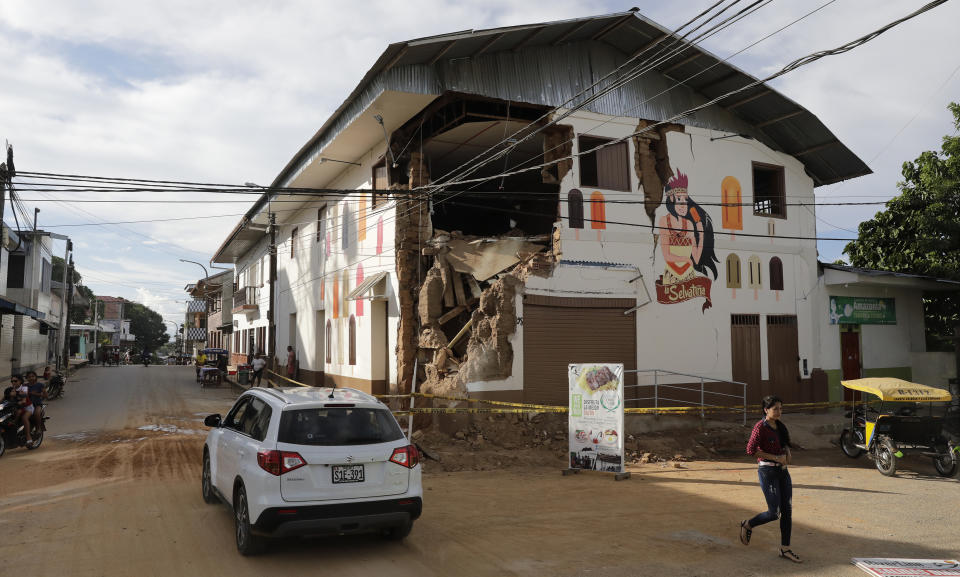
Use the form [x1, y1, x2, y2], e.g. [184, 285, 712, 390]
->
[332, 464, 365, 484]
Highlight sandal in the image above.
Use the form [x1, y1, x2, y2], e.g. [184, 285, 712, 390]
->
[739, 520, 751, 546]
[779, 549, 802, 563]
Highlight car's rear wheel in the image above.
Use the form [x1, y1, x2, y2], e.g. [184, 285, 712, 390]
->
[381, 520, 413, 541]
[875, 438, 897, 477]
[201, 452, 219, 504]
[234, 486, 265, 555]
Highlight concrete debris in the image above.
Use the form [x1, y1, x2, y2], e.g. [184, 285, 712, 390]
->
[541, 124, 573, 184]
[413, 227, 555, 398]
[446, 237, 544, 282]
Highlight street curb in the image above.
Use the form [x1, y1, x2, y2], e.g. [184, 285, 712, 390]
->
[223, 376, 250, 392]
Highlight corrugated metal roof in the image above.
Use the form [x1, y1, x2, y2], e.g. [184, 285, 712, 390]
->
[273, 9, 870, 190]
[820, 262, 960, 287]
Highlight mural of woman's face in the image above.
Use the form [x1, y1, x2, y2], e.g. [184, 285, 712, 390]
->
[671, 189, 689, 216]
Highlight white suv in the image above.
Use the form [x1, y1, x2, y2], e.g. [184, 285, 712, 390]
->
[201, 387, 422, 555]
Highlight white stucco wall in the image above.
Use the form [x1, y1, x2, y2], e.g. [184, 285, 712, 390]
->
[274, 147, 401, 389]
[813, 281, 927, 373]
[232, 239, 271, 360]
[537, 119, 818, 384]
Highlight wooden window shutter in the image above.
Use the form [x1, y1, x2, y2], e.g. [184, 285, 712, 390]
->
[568, 189, 584, 229]
[769, 257, 784, 290]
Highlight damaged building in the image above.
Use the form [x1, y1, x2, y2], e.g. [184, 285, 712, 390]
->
[211, 10, 957, 407]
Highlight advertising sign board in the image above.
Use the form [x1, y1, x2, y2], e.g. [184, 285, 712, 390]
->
[568, 363, 624, 473]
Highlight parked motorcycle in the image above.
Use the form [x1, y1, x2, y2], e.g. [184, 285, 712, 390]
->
[46, 372, 66, 400]
[0, 399, 48, 458]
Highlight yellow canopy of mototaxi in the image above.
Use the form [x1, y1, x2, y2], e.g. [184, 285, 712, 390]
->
[840, 378, 953, 402]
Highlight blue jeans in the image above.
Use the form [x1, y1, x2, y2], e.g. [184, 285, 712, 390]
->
[748, 466, 792, 547]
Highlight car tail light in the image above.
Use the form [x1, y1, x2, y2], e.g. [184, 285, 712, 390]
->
[389, 444, 420, 469]
[257, 450, 306, 476]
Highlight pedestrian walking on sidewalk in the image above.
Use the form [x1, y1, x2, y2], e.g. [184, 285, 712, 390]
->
[251, 352, 266, 387]
[739, 395, 801, 563]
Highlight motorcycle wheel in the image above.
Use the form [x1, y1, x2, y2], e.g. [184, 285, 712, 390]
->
[0, 435, 5, 458]
[840, 429, 864, 458]
[933, 447, 958, 477]
[27, 427, 43, 450]
[874, 438, 897, 477]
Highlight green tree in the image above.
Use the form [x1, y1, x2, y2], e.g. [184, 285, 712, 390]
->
[51, 257, 97, 323]
[126, 302, 170, 354]
[844, 102, 960, 350]
[72, 284, 96, 323]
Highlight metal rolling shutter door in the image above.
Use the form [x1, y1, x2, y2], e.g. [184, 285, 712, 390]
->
[522, 296, 636, 406]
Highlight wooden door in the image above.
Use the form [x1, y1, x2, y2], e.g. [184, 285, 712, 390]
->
[731, 314, 761, 402]
[841, 330, 861, 402]
[767, 315, 800, 397]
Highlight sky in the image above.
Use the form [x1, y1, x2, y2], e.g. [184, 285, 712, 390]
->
[1, 0, 959, 340]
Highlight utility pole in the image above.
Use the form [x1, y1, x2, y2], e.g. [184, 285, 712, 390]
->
[92, 299, 99, 363]
[57, 239, 72, 371]
[62, 249, 74, 372]
[267, 211, 277, 370]
[0, 144, 13, 226]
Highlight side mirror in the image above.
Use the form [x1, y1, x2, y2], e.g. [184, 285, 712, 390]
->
[204, 414, 222, 428]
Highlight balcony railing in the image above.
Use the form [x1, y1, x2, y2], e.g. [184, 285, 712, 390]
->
[232, 286, 259, 314]
[186, 327, 207, 341]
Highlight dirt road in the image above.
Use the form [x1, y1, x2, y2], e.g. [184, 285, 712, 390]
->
[1, 366, 957, 576]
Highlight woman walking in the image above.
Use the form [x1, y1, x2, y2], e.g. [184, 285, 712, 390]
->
[740, 395, 801, 563]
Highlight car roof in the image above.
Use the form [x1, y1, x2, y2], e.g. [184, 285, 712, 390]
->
[247, 386, 385, 409]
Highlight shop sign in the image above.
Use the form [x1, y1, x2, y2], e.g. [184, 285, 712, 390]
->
[829, 296, 896, 325]
[568, 363, 624, 473]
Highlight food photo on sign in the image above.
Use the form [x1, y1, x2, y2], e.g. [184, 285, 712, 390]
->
[568, 364, 625, 473]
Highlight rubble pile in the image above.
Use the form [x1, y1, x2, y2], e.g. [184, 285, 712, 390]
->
[415, 228, 555, 398]
[409, 413, 750, 473]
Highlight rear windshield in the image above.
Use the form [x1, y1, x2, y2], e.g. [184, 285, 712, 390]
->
[278, 407, 405, 446]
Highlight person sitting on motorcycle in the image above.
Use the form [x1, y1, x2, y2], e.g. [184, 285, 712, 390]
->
[26, 371, 47, 433]
[141, 350, 151, 365]
[8, 374, 34, 447]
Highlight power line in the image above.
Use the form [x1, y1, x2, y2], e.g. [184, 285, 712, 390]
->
[425, 0, 773, 195]
[490, 0, 838, 191]
[441, 199, 859, 241]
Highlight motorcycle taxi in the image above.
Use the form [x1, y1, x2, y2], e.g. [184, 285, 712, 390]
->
[839, 378, 957, 477]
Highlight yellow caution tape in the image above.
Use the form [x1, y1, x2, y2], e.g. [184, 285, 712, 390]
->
[276, 378, 852, 414]
[265, 370, 310, 388]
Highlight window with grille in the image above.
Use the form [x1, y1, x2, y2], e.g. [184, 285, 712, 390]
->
[753, 163, 785, 218]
